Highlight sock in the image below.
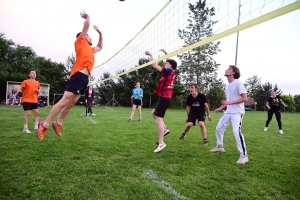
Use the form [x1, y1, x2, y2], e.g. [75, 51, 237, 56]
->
[34, 122, 38, 126]
[43, 122, 50, 128]
[24, 124, 28, 129]
[57, 120, 62, 126]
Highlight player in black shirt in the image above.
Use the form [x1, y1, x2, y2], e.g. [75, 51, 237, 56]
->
[178, 84, 212, 145]
[264, 89, 287, 134]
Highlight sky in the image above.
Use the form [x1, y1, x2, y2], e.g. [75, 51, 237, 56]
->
[0, 0, 299, 95]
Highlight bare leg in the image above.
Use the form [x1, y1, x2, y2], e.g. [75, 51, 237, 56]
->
[138, 105, 142, 120]
[156, 116, 165, 144]
[199, 121, 207, 139]
[32, 109, 39, 123]
[129, 105, 136, 119]
[23, 110, 30, 125]
[57, 94, 81, 123]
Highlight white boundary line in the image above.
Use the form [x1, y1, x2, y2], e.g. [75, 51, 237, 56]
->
[86, 116, 97, 124]
[145, 169, 189, 200]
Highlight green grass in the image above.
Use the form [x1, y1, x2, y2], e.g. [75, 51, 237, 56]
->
[0, 105, 299, 200]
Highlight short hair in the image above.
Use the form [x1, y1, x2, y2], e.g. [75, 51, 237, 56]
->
[229, 65, 240, 79]
[189, 83, 198, 89]
[76, 32, 81, 38]
[166, 59, 177, 70]
[27, 69, 35, 76]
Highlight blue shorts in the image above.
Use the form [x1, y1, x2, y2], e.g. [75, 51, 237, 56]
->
[66, 72, 89, 95]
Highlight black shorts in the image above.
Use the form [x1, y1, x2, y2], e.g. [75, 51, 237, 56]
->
[66, 72, 89, 95]
[22, 102, 38, 111]
[154, 97, 171, 118]
[188, 112, 206, 126]
[133, 99, 142, 106]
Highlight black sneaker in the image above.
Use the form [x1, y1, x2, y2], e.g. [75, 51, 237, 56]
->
[178, 133, 186, 140]
[128, 119, 132, 122]
[203, 139, 208, 146]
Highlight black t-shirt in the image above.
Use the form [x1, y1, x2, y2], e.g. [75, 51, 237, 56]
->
[267, 95, 281, 111]
[186, 92, 207, 114]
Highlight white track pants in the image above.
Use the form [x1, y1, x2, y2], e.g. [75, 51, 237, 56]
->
[215, 113, 247, 156]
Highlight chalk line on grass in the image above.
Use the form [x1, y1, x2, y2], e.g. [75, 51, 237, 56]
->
[145, 169, 189, 200]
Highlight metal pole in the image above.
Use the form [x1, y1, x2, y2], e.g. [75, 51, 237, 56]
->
[235, 0, 241, 66]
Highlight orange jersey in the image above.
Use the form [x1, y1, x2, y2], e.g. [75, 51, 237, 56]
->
[70, 34, 95, 77]
[20, 80, 40, 103]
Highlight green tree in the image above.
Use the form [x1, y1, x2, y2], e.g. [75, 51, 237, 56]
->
[245, 75, 261, 98]
[177, 0, 222, 94]
[281, 94, 295, 112]
[294, 94, 300, 112]
[206, 83, 226, 110]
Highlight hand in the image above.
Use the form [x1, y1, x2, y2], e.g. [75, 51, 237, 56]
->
[145, 51, 151, 56]
[214, 108, 222, 114]
[208, 116, 212, 121]
[159, 49, 167, 54]
[93, 25, 102, 34]
[185, 118, 188, 123]
[284, 104, 288, 107]
[80, 10, 89, 19]
[221, 100, 230, 106]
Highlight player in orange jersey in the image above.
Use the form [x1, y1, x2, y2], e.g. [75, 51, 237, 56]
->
[36, 11, 103, 140]
[16, 69, 41, 133]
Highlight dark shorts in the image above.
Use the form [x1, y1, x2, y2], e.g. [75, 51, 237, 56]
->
[133, 99, 142, 106]
[66, 72, 89, 95]
[22, 102, 38, 111]
[188, 112, 206, 126]
[154, 97, 171, 118]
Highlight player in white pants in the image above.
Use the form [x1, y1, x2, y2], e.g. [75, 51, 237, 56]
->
[210, 65, 248, 164]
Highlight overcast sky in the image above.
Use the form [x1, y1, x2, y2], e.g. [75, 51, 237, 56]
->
[1, 0, 299, 95]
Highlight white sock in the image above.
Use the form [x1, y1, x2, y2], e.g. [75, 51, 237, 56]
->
[43, 122, 50, 128]
[57, 120, 62, 126]
[24, 124, 28, 129]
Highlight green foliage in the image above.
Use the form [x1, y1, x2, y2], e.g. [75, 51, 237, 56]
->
[281, 94, 295, 112]
[206, 84, 226, 110]
[0, 106, 300, 199]
[244, 75, 262, 98]
[294, 94, 300, 112]
[177, 0, 223, 94]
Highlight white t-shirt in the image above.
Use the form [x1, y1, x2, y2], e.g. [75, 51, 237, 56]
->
[224, 79, 247, 114]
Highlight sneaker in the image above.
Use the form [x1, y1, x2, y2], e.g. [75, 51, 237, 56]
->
[236, 155, 249, 164]
[210, 146, 225, 152]
[128, 119, 132, 122]
[279, 130, 284, 134]
[23, 129, 31, 133]
[36, 121, 48, 140]
[154, 142, 166, 153]
[164, 128, 170, 136]
[91, 113, 96, 116]
[264, 127, 268, 132]
[52, 121, 62, 137]
[138, 119, 142, 122]
[203, 139, 208, 146]
[178, 133, 186, 140]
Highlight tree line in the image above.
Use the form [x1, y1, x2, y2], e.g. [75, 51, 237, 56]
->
[1, 0, 299, 112]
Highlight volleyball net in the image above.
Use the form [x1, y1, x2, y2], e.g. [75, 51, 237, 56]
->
[91, 0, 300, 85]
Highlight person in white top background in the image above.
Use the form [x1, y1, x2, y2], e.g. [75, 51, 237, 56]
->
[210, 65, 249, 164]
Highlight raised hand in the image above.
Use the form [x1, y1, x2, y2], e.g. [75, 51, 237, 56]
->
[93, 25, 102, 34]
[80, 10, 89, 19]
[145, 51, 151, 56]
[159, 49, 167, 54]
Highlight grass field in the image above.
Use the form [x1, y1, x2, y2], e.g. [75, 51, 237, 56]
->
[0, 105, 299, 200]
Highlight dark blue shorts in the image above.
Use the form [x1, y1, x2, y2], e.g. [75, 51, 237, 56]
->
[154, 97, 171, 118]
[133, 99, 142, 106]
[66, 72, 89, 95]
[22, 102, 38, 111]
[188, 112, 206, 126]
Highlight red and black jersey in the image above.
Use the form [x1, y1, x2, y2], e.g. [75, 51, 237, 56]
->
[154, 67, 176, 98]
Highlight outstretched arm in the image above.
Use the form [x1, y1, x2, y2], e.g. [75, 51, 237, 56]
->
[93, 25, 103, 53]
[145, 51, 162, 72]
[280, 99, 287, 107]
[80, 11, 90, 39]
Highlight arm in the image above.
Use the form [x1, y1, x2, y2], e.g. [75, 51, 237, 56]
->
[93, 25, 103, 53]
[266, 101, 270, 110]
[204, 103, 212, 121]
[80, 11, 90, 39]
[221, 93, 248, 106]
[186, 106, 191, 123]
[145, 51, 162, 72]
[280, 99, 287, 107]
[16, 85, 23, 97]
[214, 104, 227, 114]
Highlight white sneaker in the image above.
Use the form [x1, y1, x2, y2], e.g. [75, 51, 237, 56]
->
[210, 146, 225, 152]
[264, 127, 268, 132]
[154, 142, 166, 153]
[236, 155, 249, 164]
[91, 113, 96, 116]
[34, 126, 38, 130]
[23, 129, 31, 133]
[164, 128, 170, 136]
[279, 130, 284, 134]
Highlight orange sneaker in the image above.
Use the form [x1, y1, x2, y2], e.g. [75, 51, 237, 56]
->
[52, 121, 62, 137]
[36, 121, 48, 140]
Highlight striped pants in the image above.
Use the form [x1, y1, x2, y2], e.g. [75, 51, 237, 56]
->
[215, 113, 247, 156]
